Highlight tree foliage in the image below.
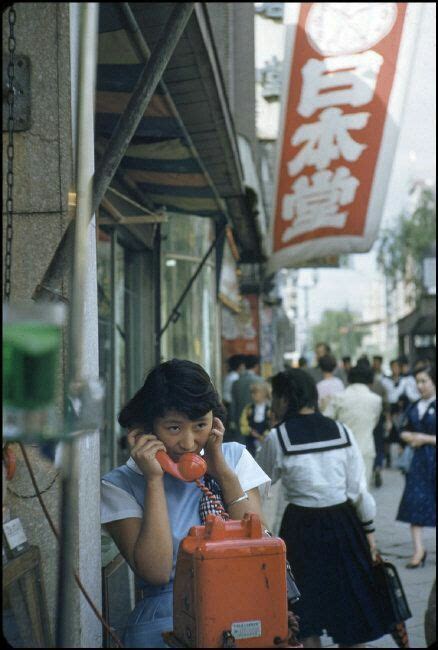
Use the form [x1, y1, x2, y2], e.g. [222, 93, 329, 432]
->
[376, 187, 436, 304]
[311, 309, 370, 360]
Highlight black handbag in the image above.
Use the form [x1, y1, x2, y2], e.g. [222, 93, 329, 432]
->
[373, 553, 412, 648]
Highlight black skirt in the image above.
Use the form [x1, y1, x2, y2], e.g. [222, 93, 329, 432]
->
[280, 501, 390, 646]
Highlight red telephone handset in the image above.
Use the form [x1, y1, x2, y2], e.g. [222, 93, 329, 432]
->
[156, 450, 207, 482]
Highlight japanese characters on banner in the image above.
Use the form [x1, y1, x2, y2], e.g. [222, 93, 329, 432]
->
[268, 3, 422, 273]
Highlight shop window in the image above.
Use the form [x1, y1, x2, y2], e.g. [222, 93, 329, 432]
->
[161, 215, 221, 387]
[97, 227, 154, 476]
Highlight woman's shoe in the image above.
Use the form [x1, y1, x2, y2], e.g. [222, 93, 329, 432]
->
[406, 550, 427, 568]
[373, 469, 382, 488]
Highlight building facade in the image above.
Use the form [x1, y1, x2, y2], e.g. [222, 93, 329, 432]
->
[2, 3, 266, 646]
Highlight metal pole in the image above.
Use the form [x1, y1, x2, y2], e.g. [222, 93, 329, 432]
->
[153, 224, 162, 365]
[92, 2, 195, 213]
[56, 4, 99, 646]
[303, 285, 309, 354]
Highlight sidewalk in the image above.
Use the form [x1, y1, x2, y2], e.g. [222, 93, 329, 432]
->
[262, 464, 436, 648]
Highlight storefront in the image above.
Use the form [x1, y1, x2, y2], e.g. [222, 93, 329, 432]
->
[161, 214, 222, 384]
[397, 294, 436, 366]
[93, 3, 266, 638]
[2, 4, 266, 646]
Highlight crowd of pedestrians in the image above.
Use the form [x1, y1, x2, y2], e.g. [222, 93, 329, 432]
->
[220, 346, 436, 647]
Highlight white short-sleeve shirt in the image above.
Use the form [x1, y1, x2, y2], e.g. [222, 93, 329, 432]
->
[101, 445, 271, 528]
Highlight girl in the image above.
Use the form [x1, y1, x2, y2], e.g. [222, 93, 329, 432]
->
[239, 381, 272, 457]
[101, 359, 270, 648]
[257, 368, 391, 648]
[396, 364, 436, 568]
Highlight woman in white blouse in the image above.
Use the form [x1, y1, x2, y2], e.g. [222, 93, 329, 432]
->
[257, 368, 391, 648]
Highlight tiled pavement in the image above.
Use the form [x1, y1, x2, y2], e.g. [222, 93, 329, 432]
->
[261, 463, 436, 648]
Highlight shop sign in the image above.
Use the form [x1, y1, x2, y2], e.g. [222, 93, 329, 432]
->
[268, 3, 421, 273]
[219, 237, 241, 312]
[222, 294, 260, 357]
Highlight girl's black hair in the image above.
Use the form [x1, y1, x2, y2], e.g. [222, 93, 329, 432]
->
[318, 354, 337, 373]
[271, 368, 319, 416]
[348, 364, 374, 385]
[118, 359, 226, 431]
[414, 363, 436, 386]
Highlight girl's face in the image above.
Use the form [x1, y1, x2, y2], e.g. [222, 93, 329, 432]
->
[415, 371, 436, 399]
[250, 385, 267, 404]
[152, 409, 214, 461]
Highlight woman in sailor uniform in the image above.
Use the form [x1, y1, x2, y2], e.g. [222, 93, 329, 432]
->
[257, 368, 391, 648]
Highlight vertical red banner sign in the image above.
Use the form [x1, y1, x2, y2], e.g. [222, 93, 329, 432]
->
[268, 3, 421, 273]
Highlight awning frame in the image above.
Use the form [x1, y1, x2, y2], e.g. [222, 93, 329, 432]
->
[115, 2, 229, 222]
[93, 2, 196, 212]
[33, 2, 196, 301]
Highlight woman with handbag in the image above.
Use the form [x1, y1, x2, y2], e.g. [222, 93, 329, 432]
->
[396, 364, 436, 568]
[257, 368, 391, 648]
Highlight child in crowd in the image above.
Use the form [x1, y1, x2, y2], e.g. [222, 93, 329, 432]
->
[100, 359, 270, 648]
[239, 381, 272, 457]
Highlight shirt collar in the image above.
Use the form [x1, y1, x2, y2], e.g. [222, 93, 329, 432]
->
[126, 456, 143, 475]
[347, 383, 369, 391]
[419, 395, 436, 407]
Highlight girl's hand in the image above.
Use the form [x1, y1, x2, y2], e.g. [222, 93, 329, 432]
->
[127, 429, 167, 480]
[203, 417, 230, 480]
[409, 433, 426, 448]
[400, 431, 414, 444]
[366, 531, 378, 562]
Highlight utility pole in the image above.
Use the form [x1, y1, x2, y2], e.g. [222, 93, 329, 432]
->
[299, 270, 318, 358]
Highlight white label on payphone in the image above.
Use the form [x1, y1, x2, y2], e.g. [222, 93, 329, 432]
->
[231, 620, 262, 639]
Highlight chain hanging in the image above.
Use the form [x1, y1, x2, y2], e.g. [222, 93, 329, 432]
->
[4, 5, 16, 302]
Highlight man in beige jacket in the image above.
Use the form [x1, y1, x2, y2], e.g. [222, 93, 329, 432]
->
[323, 364, 382, 484]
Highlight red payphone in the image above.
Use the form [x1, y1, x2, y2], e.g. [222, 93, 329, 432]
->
[156, 451, 301, 648]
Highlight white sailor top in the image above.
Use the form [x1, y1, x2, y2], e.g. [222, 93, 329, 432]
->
[256, 412, 376, 533]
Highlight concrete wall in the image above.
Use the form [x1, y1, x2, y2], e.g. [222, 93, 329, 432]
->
[206, 2, 256, 149]
[206, 2, 233, 105]
[231, 3, 257, 150]
[2, 3, 101, 646]
[2, 4, 72, 641]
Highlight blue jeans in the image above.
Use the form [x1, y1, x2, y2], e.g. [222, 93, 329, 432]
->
[122, 588, 173, 648]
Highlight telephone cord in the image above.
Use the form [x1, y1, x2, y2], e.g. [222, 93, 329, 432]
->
[195, 478, 230, 520]
[17, 443, 124, 648]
